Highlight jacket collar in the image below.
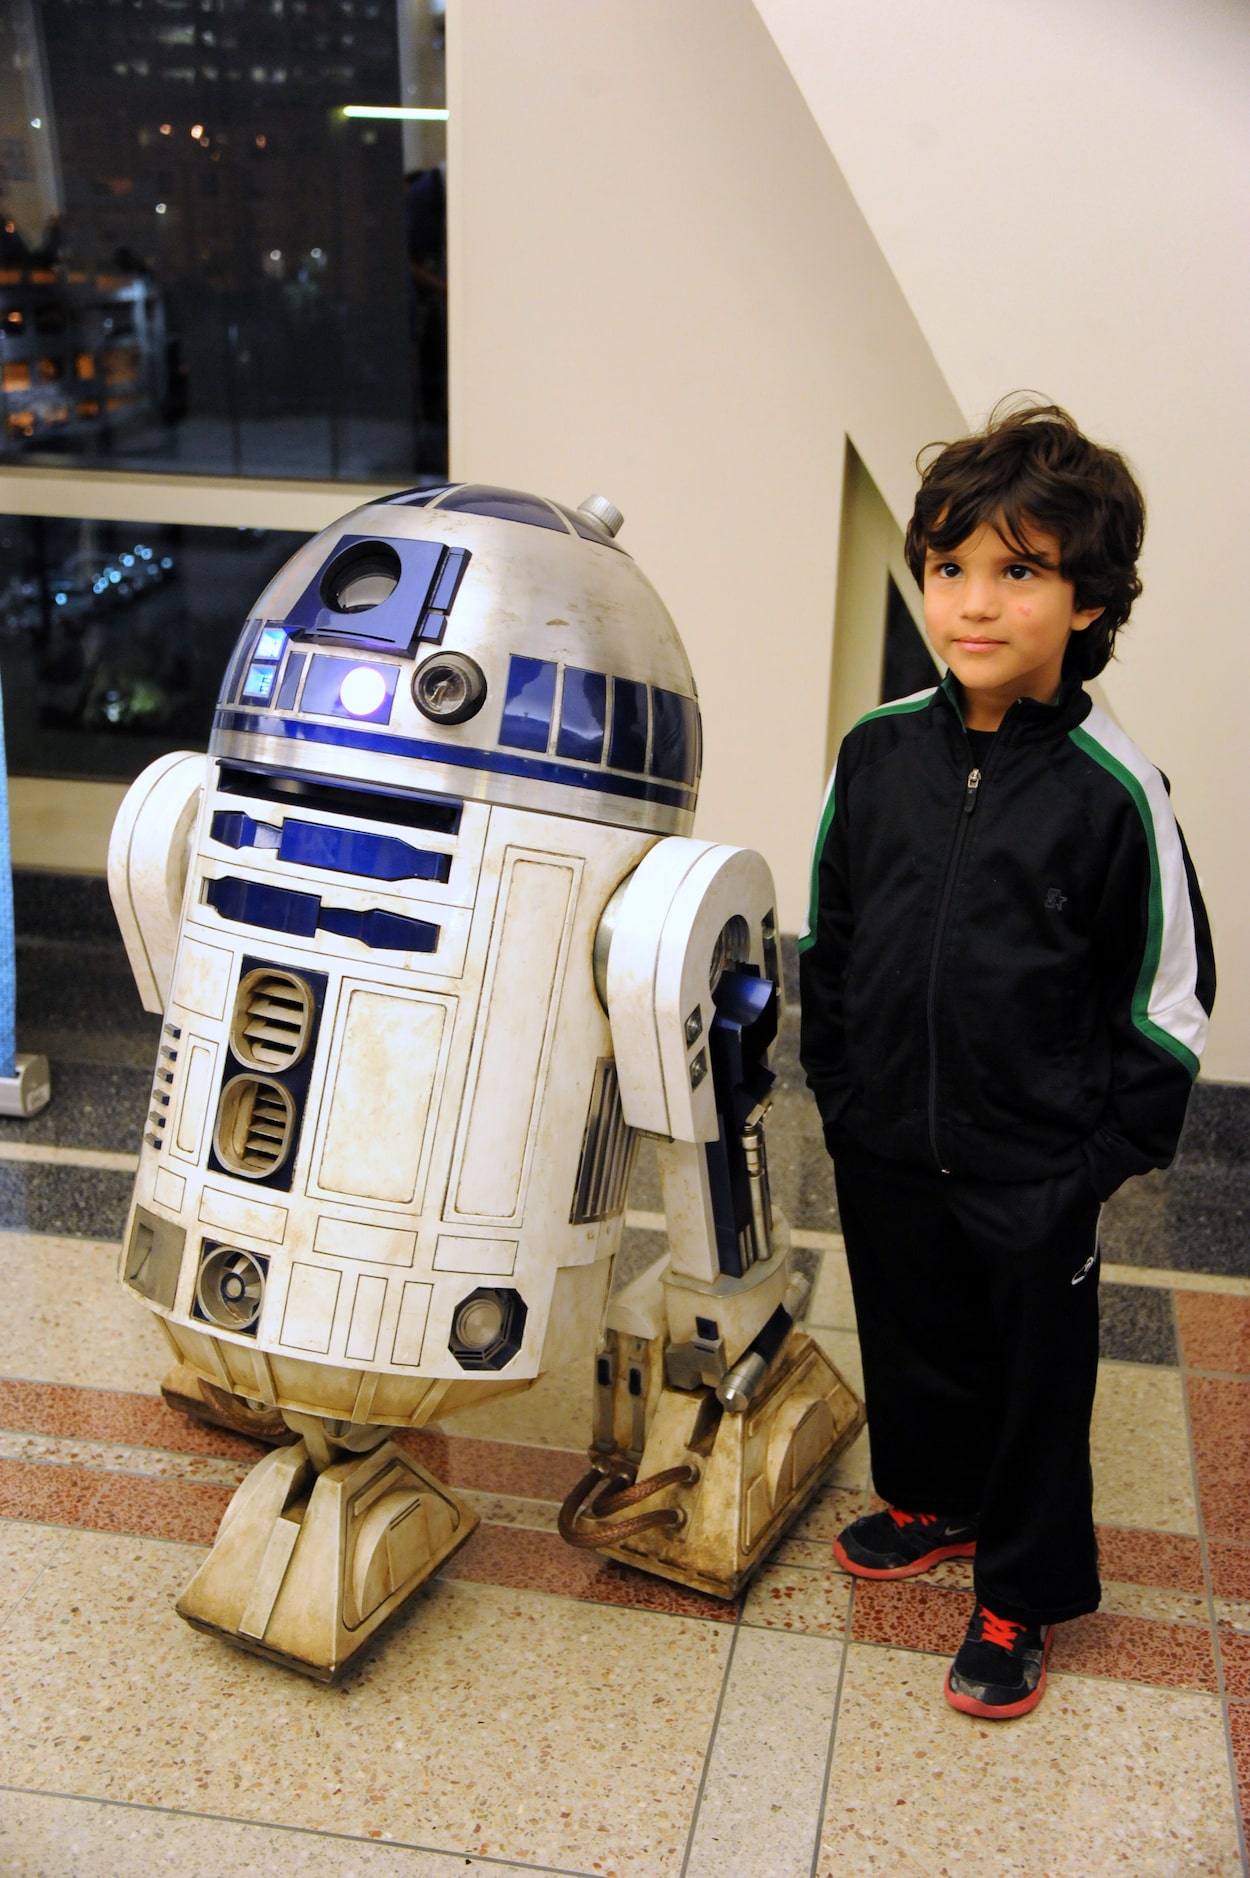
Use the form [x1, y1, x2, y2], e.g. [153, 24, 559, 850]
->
[935, 671, 1092, 737]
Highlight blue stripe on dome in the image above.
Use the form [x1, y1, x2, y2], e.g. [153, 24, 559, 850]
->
[212, 710, 696, 810]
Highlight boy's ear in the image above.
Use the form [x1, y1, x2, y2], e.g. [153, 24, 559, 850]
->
[1071, 605, 1104, 633]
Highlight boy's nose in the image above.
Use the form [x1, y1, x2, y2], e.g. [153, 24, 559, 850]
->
[961, 577, 999, 619]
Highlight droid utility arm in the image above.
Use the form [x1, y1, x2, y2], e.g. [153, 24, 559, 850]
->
[603, 837, 794, 1391]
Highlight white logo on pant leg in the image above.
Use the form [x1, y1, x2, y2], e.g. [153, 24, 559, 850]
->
[1071, 1251, 1097, 1286]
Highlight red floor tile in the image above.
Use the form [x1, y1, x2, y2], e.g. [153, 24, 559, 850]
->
[0, 1456, 100, 1527]
[85, 1472, 232, 1548]
[1176, 1292, 1250, 1376]
[0, 1378, 261, 1459]
[1095, 1524, 1205, 1592]
[1186, 1375, 1250, 1545]
[1051, 1610, 1218, 1693]
[1218, 1628, 1250, 1701]
[850, 1578, 972, 1655]
[1210, 1541, 1250, 1602]
[399, 1428, 587, 1502]
[442, 1521, 739, 1622]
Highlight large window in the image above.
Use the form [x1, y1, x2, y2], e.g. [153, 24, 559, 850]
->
[0, 0, 447, 483]
[0, 510, 306, 778]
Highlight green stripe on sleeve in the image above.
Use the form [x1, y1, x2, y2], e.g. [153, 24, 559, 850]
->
[798, 688, 936, 953]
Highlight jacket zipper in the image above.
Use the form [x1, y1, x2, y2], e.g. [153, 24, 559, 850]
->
[926, 760, 983, 1171]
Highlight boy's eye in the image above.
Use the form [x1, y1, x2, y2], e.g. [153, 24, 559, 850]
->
[1005, 563, 1036, 581]
[934, 562, 961, 579]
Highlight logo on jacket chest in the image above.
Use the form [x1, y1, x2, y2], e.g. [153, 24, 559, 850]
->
[1044, 886, 1068, 911]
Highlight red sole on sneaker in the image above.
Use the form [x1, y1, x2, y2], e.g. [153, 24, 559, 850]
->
[831, 1536, 977, 1580]
[942, 1627, 1055, 1720]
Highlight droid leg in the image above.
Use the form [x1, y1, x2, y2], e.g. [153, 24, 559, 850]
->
[560, 1240, 863, 1600]
[175, 1412, 478, 1680]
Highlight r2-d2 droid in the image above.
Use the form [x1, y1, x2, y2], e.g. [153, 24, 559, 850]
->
[109, 484, 863, 1679]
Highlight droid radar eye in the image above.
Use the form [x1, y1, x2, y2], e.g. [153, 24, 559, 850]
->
[413, 651, 486, 725]
[320, 540, 402, 613]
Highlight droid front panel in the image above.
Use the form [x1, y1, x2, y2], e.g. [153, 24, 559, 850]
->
[121, 768, 655, 1423]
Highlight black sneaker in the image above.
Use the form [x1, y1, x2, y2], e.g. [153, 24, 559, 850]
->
[944, 1603, 1054, 1719]
[832, 1506, 977, 1579]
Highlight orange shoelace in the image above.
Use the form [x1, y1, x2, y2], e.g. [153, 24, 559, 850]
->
[977, 1608, 1025, 1650]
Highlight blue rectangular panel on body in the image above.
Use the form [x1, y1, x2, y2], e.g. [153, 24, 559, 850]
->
[209, 810, 278, 852]
[205, 875, 319, 937]
[300, 655, 398, 724]
[650, 688, 699, 785]
[556, 668, 607, 763]
[241, 662, 279, 703]
[275, 652, 305, 711]
[608, 677, 648, 773]
[317, 906, 440, 952]
[205, 874, 440, 952]
[499, 656, 557, 753]
[277, 820, 451, 884]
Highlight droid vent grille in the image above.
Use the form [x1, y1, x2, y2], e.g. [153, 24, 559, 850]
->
[214, 1075, 295, 1179]
[570, 1058, 637, 1224]
[232, 969, 313, 1071]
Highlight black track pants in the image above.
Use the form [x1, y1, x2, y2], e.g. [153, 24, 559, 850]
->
[833, 1146, 1103, 1627]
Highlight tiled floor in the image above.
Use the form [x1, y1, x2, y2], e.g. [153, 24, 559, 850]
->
[0, 880, 1247, 1877]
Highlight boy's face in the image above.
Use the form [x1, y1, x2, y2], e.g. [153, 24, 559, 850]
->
[922, 521, 1103, 731]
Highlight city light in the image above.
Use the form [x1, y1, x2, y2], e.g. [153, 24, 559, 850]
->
[155, 203, 167, 214]
[191, 123, 204, 139]
[30, 118, 42, 130]
[159, 123, 172, 135]
[341, 105, 447, 122]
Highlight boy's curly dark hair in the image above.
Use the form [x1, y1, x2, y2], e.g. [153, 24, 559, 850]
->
[903, 398, 1146, 680]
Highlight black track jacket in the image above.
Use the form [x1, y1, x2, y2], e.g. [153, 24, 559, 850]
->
[798, 675, 1215, 1198]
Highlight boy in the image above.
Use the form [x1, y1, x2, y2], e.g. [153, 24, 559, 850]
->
[798, 402, 1215, 1719]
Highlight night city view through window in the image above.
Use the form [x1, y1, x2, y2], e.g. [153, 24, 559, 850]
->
[0, 0, 448, 483]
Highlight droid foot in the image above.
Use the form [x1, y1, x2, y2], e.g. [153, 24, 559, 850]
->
[176, 1427, 478, 1680]
[562, 1326, 863, 1598]
[160, 1363, 289, 1446]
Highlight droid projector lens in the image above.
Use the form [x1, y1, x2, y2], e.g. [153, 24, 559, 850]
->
[414, 652, 487, 725]
[320, 540, 402, 613]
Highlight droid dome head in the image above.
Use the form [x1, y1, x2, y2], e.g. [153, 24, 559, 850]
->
[210, 484, 701, 835]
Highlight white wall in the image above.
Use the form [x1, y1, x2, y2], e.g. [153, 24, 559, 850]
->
[447, 0, 962, 948]
[753, 0, 1250, 1077]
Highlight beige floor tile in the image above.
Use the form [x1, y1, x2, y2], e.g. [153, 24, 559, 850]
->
[818, 1644, 1241, 1876]
[1091, 1361, 1198, 1535]
[685, 1626, 844, 1878]
[0, 1232, 167, 1394]
[0, 1518, 69, 1629]
[1099, 1581, 1209, 1626]
[458, 1489, 560, 1533]
[0, 1527, 731, 1877]
[0, 1789, 540, 1877]
[432, 1354, 594, 1451]
[741, 1558, 853, 1638]
[0, 1429, 251, 1488]
[806, 1242, 855, 1332]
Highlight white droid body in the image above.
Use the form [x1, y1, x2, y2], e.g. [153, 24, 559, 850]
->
[110, 485, 861, 1678]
